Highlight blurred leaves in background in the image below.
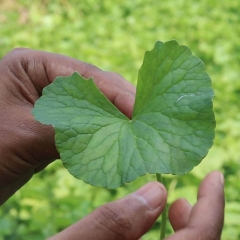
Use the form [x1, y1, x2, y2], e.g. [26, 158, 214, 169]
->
[0, 0, 240, 239]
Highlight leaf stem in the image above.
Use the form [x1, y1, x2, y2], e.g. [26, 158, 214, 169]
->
[156, 173, 167, 240]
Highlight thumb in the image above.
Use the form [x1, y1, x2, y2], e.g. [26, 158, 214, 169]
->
[48, 182, 167, 240]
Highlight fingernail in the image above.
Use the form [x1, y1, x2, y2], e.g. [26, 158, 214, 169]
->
[219, 172, 224, 186]
[133, 182, 165, 210]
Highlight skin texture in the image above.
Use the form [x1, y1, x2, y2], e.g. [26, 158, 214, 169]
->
[49, 171, 224, 240]
[0, 49, 225, 239]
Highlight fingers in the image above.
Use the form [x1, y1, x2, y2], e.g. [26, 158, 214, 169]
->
[0, 48, 136, 183]
[2, 48, 136, 118]
[168, 198, 192, 231]
[167, 171, 225, 240]
[48, 182, 167, 240]
[0, 48, 135, 172]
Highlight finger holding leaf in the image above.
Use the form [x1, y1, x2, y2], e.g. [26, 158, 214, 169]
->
[33, 40, 215, 238]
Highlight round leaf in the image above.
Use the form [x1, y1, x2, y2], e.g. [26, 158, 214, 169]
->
[32, 40, 215, 188]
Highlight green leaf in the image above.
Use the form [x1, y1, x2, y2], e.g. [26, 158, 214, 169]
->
[32, 40, 215, 188]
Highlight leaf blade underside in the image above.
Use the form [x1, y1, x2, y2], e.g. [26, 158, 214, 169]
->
[32, 40, 215, 188]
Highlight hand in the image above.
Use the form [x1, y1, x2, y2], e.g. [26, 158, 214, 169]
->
[48, 171, 224, 240]
[166, 171, 224, 240]
[0, 49, 225, 239]
[0, 48, 135, 205]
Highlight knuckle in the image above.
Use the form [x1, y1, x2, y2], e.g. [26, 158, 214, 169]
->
[107, 71, 123, 79]
[85, 63, 101, 75]
[10, 47, 28, 52]
[95, 202, 133, 239]
[1, 48, 30, 65]
[106, 71, 125, 84]
[105, 71, 135, 94]
[7, 47, 29, 56]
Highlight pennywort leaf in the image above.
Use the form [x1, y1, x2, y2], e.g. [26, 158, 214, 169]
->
[32, 40, 215, 188]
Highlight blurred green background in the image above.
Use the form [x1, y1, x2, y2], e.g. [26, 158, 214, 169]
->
[0, 0, 240, 239]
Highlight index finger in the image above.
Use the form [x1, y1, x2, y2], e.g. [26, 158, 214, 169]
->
[167, 171, 225, 240]
[1, 48, 136, 118]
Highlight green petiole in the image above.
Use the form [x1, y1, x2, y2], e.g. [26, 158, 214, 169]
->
[156, 173, 167, 240]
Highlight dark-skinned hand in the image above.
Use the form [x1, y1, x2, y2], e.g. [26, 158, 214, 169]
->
[0, 49, 224, 239]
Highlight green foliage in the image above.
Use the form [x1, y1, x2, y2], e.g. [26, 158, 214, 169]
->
[32, 41, 215, 189]
[1, 0, 240, 239]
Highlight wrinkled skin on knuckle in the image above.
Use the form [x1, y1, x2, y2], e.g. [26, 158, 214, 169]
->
[2, 48, 32, 68]
[3, 48, 28, 60]
[94, 202, 133, 240]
